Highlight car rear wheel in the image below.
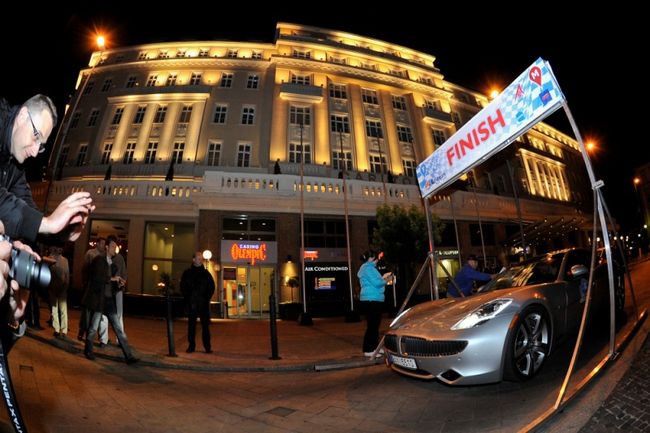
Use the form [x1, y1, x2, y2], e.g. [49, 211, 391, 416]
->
[504, 306, 550, 381]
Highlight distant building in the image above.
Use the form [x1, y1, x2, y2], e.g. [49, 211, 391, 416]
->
[36, 22, 593, 317]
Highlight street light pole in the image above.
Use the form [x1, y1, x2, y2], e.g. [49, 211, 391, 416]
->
[44, 35, 105, 213]
[338, 128, 356, 316]
[298, 121, 312, 325]
[376, 136, 388, 204]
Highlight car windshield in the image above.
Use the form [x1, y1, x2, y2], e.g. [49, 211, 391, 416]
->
[479, 253, 564, 293]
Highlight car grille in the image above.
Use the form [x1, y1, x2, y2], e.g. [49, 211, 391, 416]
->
[385, 334, 467, 357]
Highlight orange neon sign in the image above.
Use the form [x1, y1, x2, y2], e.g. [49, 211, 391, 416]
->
[304, 250, 319, 261]
[230, 243, 268, 265]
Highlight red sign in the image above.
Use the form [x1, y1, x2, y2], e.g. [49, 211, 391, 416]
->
[304, 250, 319, 261]
[230, 243, 268, 265]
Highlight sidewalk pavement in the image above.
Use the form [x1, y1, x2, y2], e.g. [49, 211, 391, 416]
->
[25, 308, 382, 372]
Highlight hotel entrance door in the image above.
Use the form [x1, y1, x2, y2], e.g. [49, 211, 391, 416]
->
[223, 265, 274, 318]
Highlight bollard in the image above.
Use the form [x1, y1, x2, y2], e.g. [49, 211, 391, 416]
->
[269, 272, 281, 360]
[165, 287, 177, 357]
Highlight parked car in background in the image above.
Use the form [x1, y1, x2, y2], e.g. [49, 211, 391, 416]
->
[384, 248, 625, 385]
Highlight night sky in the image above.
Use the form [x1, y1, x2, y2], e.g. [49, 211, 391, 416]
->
[4, 3, 645, 231]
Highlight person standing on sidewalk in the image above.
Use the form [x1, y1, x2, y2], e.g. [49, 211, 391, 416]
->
[357, 250, 394, 359]
[48, 245, 69, 338]
[79, 237, 105, 341]
[83, 236, 138, 364]
[180, 252, 215, 353]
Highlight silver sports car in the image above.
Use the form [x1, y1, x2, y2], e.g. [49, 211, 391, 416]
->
[384, 248, 625, 385]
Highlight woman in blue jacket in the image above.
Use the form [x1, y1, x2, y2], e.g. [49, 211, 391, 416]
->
[358, 250, 393, 358]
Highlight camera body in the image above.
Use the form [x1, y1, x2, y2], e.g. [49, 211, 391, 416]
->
[0, 235, 51, 290]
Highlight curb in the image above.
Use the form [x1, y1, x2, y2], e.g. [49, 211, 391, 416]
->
[25, 331, 384, 373]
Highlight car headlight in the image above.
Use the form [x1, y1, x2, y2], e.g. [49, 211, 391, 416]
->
[389, 307, 412, 328]
[451, 299, 513, 330]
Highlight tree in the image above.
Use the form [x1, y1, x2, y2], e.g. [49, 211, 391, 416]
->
[372, 204, 444, 306]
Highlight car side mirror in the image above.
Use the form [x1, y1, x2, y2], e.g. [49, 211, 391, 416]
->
[568, 264, 588, 279]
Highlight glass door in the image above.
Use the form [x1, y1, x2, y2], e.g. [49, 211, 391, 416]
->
[223, 265, 275, 318]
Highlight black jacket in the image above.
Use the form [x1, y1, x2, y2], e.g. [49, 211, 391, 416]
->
[0, 98, 43, 244]
[180, 265, 215, 313]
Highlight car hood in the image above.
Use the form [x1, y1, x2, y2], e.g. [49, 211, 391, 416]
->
[390, 290, 519, 332]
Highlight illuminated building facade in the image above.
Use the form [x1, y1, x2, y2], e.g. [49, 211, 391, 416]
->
[37, 23, 592, 317]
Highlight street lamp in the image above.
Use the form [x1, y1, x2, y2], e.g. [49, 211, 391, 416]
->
[44, 34, 106, 213]
[337, 127, 355, 315]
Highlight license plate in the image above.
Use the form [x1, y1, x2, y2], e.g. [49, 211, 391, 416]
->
[390, 354, 417, 370]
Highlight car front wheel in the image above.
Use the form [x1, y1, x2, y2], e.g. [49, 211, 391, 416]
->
[504, 306, 551, 381]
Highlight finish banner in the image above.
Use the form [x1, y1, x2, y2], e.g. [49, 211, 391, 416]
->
[417, 58, 565, 198]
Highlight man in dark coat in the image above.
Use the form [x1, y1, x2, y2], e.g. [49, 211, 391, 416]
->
[180, 252, 215, 353]
[83, 236, 138, 364]
[0, 94, 95, 353]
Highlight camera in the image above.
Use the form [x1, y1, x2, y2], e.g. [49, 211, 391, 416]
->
[1, 236, 51, 290]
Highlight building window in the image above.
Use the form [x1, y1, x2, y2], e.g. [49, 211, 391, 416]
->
[392, 95, 407, 110]
[57, 145, 69, 169]
[470, 223, 495, 246]
[241, 106, 255, 125]
[146, 74, 158, 87]
[237, 144, 251, 167]
[332, 151, 353, 171]
[142, 222, 195, 296]
[76, 144, 88, 166]
[220, 73, 233, 87]
[137, 52, 147, 60]
[246, 74, 259, 89]
[189, 73, 202, 85]
[369, 154, 387, 174]
[451, 112, 461, 125]
[123, 142, 136, 164]
[292, 49, 311, 59]
[290, 73, 311, 86]
[402, 159, 416, 177]
[145, 142, 158, 164]
[87, 109, 100, 127]
[101, 79, 113, 92]
[365, 120, 383, 139]
[166, 74, 177, 86]
[207, 141, 221, 166]
[396, 125, 413, 143]
[101, 143, 113, 165]
[329, 83, 348, 100]
[305, 220, 346, 248]
[179, 106, 192, 123]
[153, 106, 167, 124]
[251, 51, 262, 59]
[83, 81, 94, 95]
[222, 217, 276, 241]
[289, 143, 312, 164]
[199, 49, 209, 58]
[362, 89, 379, 105]
[70, 112, 81, 129]
[213, 105, 227, 124]
[159, 51, 169, 59]
[172, 142, 185, 164]
[111, 108, 124, 125]
[289, 106, 311, 126]
[432, 128, 446, 147]
[125, 76, 137, 88]
[133, 106, 147, 124]
[176, 50, 186, 58]
[330, 115, 350, 133]
[227, 49, 238, 58]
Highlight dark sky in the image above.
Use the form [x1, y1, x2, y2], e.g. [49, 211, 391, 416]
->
[4, 4, 645, 231]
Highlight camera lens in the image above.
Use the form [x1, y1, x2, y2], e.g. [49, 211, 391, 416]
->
[9, 248, 51, 290]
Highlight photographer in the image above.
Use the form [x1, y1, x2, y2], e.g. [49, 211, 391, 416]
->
[0, 94, 95, 348]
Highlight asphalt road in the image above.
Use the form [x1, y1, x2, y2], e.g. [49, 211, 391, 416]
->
[1, 260, 648, 433]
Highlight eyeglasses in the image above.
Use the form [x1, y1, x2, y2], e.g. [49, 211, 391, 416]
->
[26, 111, 46, 154]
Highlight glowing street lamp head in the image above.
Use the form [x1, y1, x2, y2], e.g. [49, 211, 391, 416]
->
[96, 35, 105, 50]
[634, 177, 641, 185]
[489, 89, 500, 99]
[586, 142, 595, 152]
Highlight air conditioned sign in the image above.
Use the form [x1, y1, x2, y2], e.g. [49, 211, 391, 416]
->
[417, 58, 565, 198]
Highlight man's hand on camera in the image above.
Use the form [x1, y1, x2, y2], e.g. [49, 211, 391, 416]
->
[0, 240, 30, 324]
[40, 191, 95, 241]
